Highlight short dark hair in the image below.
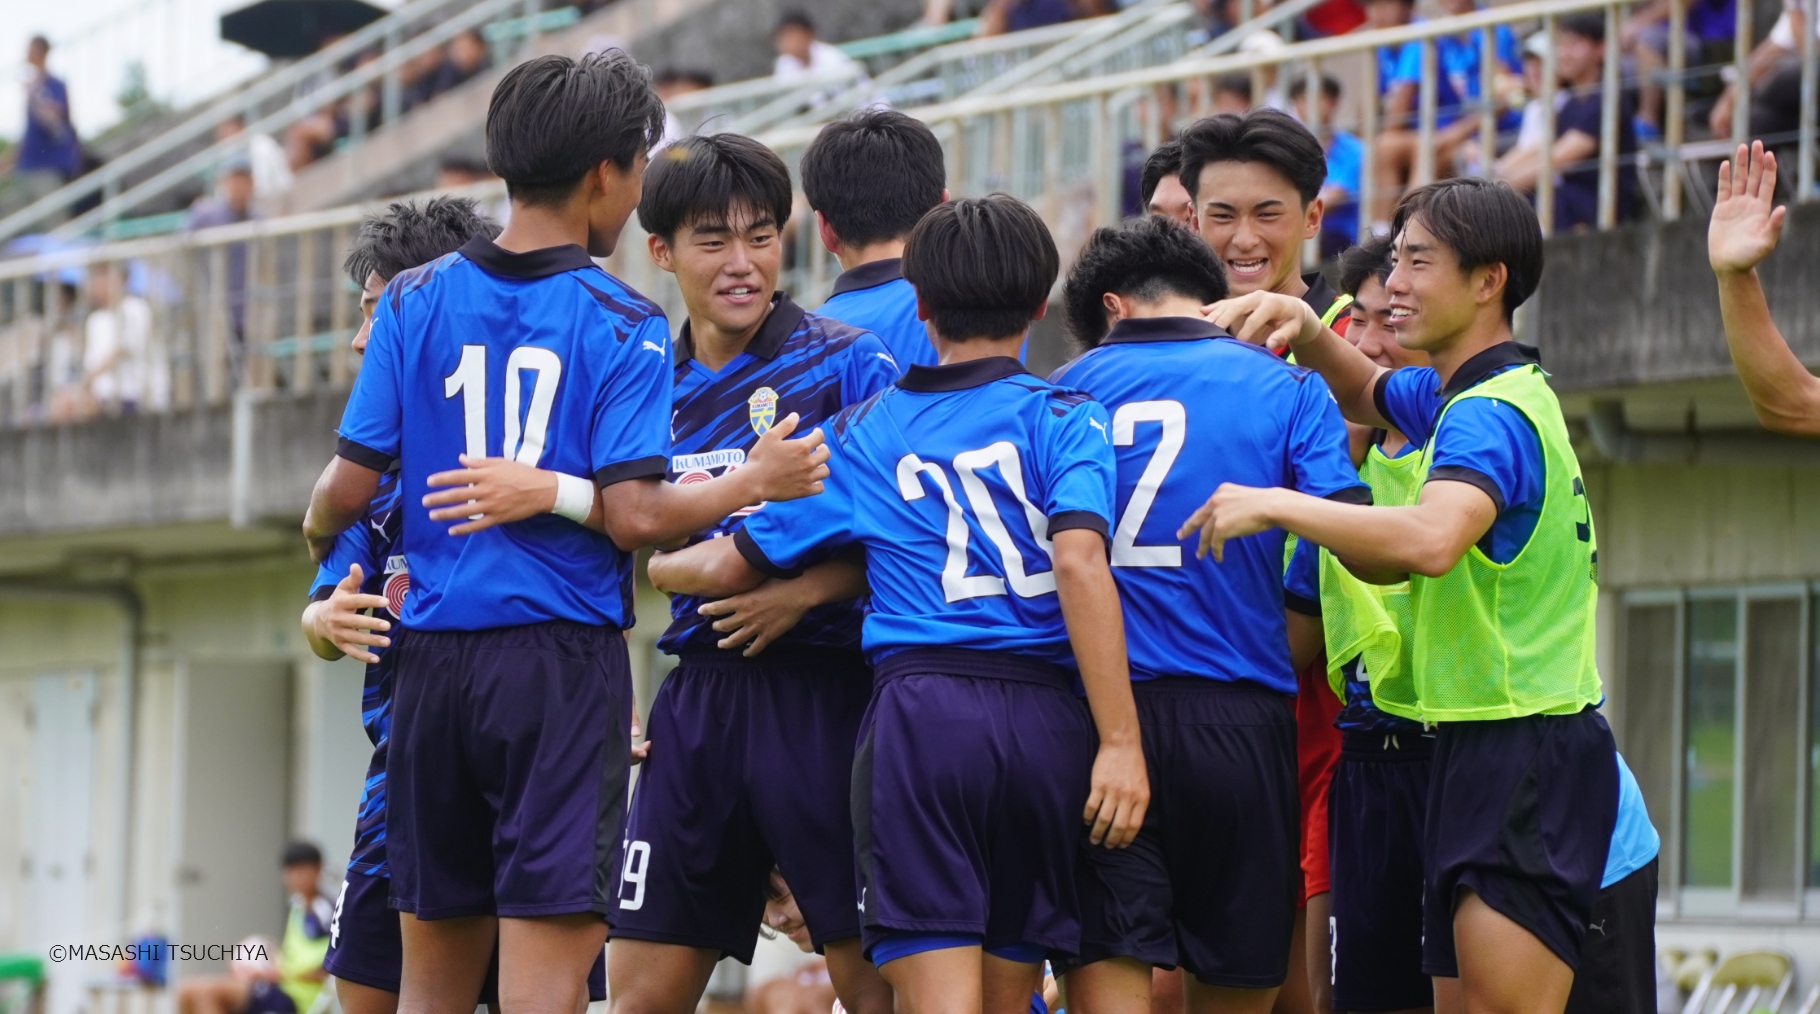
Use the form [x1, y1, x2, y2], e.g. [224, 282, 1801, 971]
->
[28, 35, 50, 53]
[485, 51, 665, 207]
[1288, 74, 1342, 102]
[1213, 73, 1253, 101]
[653, 67, 714, 88]
[637, 134, 794, 242]
[282, 841, 322, 868]
[1178, 108, 1328, 204]
[1337, 232, 1394, 297]
[1062, 216, 1228, 348]
[344, 196, 500, 286]
[802, 110, 946, 249]
[1558, 11, 1606, 43]
[902, 194, 1058, 342]
[1139, 139, 1183, 209]
[776, 10, 815, 32]
[1391, 177, 1543, 319]
[437, 152, 492, 177]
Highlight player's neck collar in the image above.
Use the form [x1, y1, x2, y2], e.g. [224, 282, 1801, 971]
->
[1438, 341, 1541, 401]
[459, 236, 595, 279]
[676, 293, 803, 363]
[1102, 316, 1228, 344]
[898, 356, 1030, 392]
[827, 257, 904, 298]
[1299, 271, 1341, 316]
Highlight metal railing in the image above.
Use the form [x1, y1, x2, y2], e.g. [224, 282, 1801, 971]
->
[0, 0, 512, 244]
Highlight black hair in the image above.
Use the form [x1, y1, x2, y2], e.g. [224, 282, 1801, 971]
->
[1337, 232, 1394, 297]
[1177, 108, 1328, 204]
[1213, 73, 1253, 101]
[28, 35, 49, 52]
[484, 51, 665, 207]
[801, 110, 946, 248]
[1139, 139, 1183, 209]
[1062, 216, 1228, 348]
[281, 841, 322, 867]
[344, 196, 500, 286]
[637, 134, 794, 242]
[437, 152, 492, 176]
[902, 194, 1058, 342]
[1391, 177, 1543, 320]
[653, 67, 714, 88]
[1288, 74, 1342, 102]
[776, 10, 815, 32]
[1558, 11, 1606, 43]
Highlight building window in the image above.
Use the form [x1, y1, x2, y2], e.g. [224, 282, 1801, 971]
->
[1684, 596, 1738, 890]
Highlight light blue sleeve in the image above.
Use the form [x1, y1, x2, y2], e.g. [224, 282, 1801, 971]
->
[1602, 752, 1661, 887]
[1041, 397, 1118, 531]
[1289, 373, 1372, 502]
[737, 419, 860, 574]
[592, 314, 674, 486]
[1377, 366, 1443, 447]
[1325, 133, 1364, 199]
[309, 523, 383, 599]
[337, 297, 405, 462]
[842, 332, 902, 404]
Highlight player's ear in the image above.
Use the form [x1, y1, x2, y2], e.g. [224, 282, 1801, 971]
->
[913, 290, 932, 323]
[1029, 301, 1049, 323]
[1474, 262, 1508, 309]
[648, 232, 677, 274]
[1303, 195, 1324, 240]
[1102, 291, 1125, 322]
[815, 211, 842, 256]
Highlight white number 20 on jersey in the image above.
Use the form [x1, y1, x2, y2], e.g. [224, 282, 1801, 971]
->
[443, 344, 564, 465]
[896, 442, 1058, 603]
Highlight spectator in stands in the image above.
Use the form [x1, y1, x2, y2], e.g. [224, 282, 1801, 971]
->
[1303, 0, 1366, 37]
[401, 46, 451, 111]
[978, 0, 1108, 36]
[1370, 0, 1522, 229]
[176, 843, 331, 1014]
[1213, 73, 1253, 113]
[652, 68, 715, 149]
[1710, 0, 1810, 141]
[43, 281, 85, 424]
[188, 158, 257, 360]
[82, 263, 159, 416]
[215, 117, 293, 204]
[1495, 11, 1637, 232]
[1621, 0, 1733, 137]
[14, 36, 82, 201]
[1290, 74, 1364, 254]
[430, 30, 492, 95]
[773, 13, 862, 81]
[1140, 139, 1195, 224]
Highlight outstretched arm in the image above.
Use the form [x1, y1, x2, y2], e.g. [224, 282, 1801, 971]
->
[697, 551, 869, 657]
[647, 536, 769, 599]
[1709, 142, 1820, 437]
[303, 457, 382, 562]
[1205, 291, 1393, 430]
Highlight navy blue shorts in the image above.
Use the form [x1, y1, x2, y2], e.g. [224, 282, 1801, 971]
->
[1328, 730, 1434, 1012]
[387, 622, 632, 920]
[1422, 708, 1619, 975]
[853, 649, 1095, 960]
[323, 870, 607, 1000]
[1065, 678, 1297, 988]
[1564, 859, 1658, 1014]
[612, 648, 872, 961]
[242, 982, 295, 1014]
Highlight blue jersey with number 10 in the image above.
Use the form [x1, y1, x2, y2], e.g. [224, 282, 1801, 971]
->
[1050, 317, 1369, 694]
[337, 238, 673, 632]
[736, 357, 1118, 668]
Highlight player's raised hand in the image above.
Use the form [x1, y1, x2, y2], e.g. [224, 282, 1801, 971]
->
[1710, 141, 1787, 276]
[699, 579, 811, 657]
[1204, 290, 1322, 353]
[423, 456, 574, 535]
[1084, 740, 1149, 848]
[309, 564, 393, 663]
[1177, 483, 1282, 562]
[741, 412, 831, 503]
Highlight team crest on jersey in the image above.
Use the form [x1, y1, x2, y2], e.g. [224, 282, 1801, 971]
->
[748, 387, 778, 435]
[382, 555, 410, 617]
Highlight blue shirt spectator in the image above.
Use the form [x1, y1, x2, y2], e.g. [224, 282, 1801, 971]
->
[18, 37, 80, 180]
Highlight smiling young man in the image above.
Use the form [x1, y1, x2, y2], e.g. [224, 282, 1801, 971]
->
[1177, 110, 1353, 333]
[605, 133, 899, 1014]
[1049, 217, 1366, 1014]
[645, 195, 1148, 1014]
[301, 54, 832, 1014]
[1139, 140, 1194, 226]
[1190, 177, 1616, 1014]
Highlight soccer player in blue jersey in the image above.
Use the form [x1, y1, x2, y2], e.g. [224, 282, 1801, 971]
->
[1047, 216, 1367, 1014]
[1190, 178, 1616, 1014]
[602, 133, 898, 1014]
[803, 110, 947, 369]
[301, 53, 831, 1014]
[301, 196, 503, 1014]
[647, 195, 1148, 1014]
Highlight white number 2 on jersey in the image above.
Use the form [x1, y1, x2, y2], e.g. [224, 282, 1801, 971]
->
[443, 344, 564, 465]
[1110, 400, 1186, 568]
[896, 442, 1056, 603]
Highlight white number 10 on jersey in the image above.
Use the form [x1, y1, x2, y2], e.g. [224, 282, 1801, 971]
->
[444, 344, 564, 465]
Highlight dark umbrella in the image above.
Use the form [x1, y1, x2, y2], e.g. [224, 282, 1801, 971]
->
[221, 0, 388, 58]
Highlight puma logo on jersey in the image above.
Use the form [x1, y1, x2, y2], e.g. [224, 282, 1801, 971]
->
[642, 339, 666, 355]
[876, 353, 898, 367]
[1088, 417, 1109, 443]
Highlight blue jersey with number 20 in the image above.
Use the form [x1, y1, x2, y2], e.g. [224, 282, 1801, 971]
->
[736, 358, 1118, 668]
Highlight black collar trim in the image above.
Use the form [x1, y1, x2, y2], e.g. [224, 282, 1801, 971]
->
[1300, 271, 1341, 317]
[676, 293, 803, 364]
[828, 257, 904, 298]
[459, 236, 596, 279]
[897, 356, 1030, 392]
[1439, 342, 1542, 401]
[1102, 316, 1228, 344]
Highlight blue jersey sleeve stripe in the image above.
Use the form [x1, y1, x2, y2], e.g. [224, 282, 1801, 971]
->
[1372, 369, 1398, 432]
[337, 436, 395, 472]
[1428, 464, 1506, 512]
[308, 585, 337, 603]
[734, 527, 803, 580]
[1049, 509, 1111, 542]
[594, 455, 669, 489]
[1325, 485, 1374, 506]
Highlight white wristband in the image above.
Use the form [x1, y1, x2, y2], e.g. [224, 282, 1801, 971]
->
[550, 473, 595, 524]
